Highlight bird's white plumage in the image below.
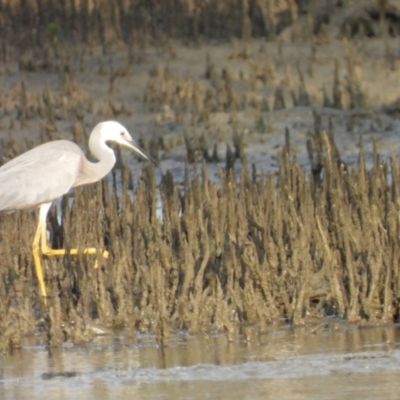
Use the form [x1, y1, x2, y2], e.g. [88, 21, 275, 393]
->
[0, 120, 152, 212]
[0, 141, 83, 211]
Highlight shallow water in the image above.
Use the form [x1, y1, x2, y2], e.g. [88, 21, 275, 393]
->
[2, 323, 400, 399]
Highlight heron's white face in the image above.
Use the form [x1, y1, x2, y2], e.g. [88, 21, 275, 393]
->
[96, 121, 154, 163]
[97, 121, 132, 144]
[116, 128, 134, 146]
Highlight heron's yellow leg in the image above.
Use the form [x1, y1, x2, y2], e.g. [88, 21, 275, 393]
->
[32, 205, 49, 303]
[38, 204, 109, 266]
[32, 203, 109, 304]
[41, 244, 109, 267]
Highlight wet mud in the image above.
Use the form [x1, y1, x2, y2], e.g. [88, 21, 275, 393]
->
[2, 323, 400, 400]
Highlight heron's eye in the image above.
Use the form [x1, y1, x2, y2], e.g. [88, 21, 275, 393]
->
[120, 131, 125, 137]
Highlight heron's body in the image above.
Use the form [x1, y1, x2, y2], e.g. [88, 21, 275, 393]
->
[0, 121, 156, 303]
[0, 141, 88, 210]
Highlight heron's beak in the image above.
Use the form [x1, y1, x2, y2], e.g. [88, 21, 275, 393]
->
[124, 138, 161, 169]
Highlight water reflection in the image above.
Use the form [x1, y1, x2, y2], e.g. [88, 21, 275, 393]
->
[1, 323, 400, 399]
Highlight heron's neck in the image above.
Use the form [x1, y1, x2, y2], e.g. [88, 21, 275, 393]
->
[75, 139, 116, 186]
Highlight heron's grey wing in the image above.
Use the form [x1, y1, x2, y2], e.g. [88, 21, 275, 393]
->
[0, 141, 83, 211]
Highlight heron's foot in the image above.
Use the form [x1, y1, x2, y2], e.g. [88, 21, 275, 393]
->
[41, 244, 109, 268]
[93, 250, 109, 269]
[102, 249, 109, 259]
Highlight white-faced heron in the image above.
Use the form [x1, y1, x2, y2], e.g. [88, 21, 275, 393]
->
[0, 121, 157, 303]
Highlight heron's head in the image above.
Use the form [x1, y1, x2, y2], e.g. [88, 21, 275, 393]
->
[92, 121, 159, 166]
